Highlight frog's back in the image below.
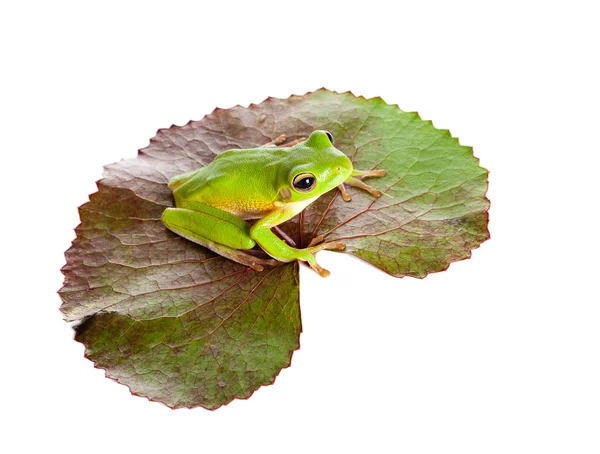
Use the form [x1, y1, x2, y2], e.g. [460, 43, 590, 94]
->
[171, 147, 288, 219]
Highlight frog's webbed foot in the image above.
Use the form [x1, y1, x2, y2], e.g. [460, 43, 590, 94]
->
[337, 183, 353, 202]
[337, 168, 387, 201]
[302, 241, 346, 277]
[308, 262, 331, 278]
[344, 177, 383, 198]
[309, 241, 346, 253]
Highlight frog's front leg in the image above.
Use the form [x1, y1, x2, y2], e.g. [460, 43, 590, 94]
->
[161, 202, 280, 272]
[250, 210, 345, 277]
[337, 169, 387, 201]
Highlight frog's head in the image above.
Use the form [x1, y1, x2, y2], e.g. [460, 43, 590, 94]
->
[280, 130, 353, 203]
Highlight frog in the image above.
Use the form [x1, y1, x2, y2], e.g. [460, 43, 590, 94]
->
[161, 130, 386, 277]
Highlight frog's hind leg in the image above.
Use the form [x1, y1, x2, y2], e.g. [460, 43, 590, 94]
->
[162, 206, 280, 271]
[173, 230, 279, 272]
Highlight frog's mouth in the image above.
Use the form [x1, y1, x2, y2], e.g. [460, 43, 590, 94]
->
[316, 166, 352, 196]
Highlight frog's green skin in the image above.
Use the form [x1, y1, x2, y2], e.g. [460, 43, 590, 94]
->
[161, 131, 385, 277]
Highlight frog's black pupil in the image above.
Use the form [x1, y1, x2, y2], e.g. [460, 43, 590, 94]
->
[295, 177, 315, 189]
[325, 131, 334, 144]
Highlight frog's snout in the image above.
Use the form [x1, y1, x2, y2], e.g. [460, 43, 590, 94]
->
[335, 163, 351, 177]
[333, 160, 353, 187]
[337, 155, 353, 175]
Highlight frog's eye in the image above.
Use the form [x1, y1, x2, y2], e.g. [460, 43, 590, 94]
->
[292, 173, 317, 192]
[325, 131, 334, 144]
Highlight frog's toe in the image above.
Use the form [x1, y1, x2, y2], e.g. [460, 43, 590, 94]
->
[310, 262, 330, 278]
[345, 177, 384, 198]
[337, 183, 352, 202]
[308, 234, 324, 248]
[265, 135, 287, 146]
[353, 169, 387, 179]
[282, 137, 307, 147]
[320, 241, 346, 252]
[370, 187, 383, 198]
[307, 240, 346, 253]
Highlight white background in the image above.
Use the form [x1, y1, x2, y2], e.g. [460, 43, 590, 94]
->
[1, 1, 599, 453]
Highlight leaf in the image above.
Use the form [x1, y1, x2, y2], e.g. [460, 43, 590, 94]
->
[296, 91, 490, 277]
[59, 88, 489, 409]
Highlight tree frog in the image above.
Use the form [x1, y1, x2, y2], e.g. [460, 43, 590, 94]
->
[161, 131, 385, 277]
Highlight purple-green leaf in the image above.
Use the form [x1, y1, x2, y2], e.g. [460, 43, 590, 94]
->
[59, 89, 489, 409]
